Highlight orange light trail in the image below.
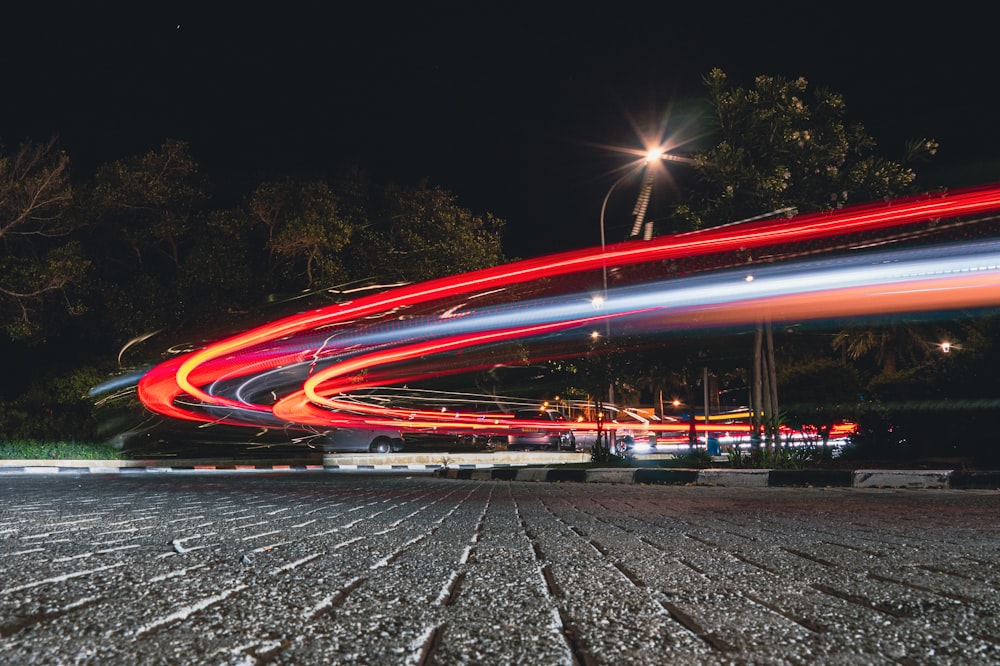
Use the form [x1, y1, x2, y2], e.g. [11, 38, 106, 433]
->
[136, 183, 1000, 438]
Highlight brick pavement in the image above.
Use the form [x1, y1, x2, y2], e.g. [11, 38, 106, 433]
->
[1, 473, 998, 664]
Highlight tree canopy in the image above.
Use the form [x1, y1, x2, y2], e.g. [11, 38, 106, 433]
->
[0, 139, 510, 440]
[673, 69, 937, 232]
[0, 138, 85, 339]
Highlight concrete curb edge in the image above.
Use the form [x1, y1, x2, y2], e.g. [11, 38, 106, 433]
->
[436, 467, 1000, 489]
[0, 462, 328, 475]
[2, 460, 998, 489]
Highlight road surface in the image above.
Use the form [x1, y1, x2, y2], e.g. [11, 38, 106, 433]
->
[1, 473, 997, 664]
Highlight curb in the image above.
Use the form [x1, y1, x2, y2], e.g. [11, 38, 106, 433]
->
[0, 458, 528, 475]
[324, 462, 530, 472]
[0, 462, 327, 475]
[2, 460, 997, 489]
[435, 467, 1000, 489]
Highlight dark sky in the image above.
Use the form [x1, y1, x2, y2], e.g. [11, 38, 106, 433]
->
[4, 3, 999, 258]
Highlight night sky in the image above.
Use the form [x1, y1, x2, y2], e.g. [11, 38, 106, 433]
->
[4, 3, 999, 259]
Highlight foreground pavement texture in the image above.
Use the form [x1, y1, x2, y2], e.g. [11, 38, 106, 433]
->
[1, 474, 997, 664]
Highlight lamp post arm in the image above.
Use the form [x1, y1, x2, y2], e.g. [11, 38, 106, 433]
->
[599, 171, 634, 250]
[599, 169, 636, 296]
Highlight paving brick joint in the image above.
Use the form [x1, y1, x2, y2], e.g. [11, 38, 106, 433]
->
[1, 473, 997, 664]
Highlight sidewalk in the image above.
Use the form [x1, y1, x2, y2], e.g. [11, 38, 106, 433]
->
[2, 453, 998, 488]
[0, 458, 326, 475]
[0, 451, 591, 475]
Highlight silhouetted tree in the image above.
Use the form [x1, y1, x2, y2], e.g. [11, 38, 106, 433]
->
[356, 183, 506, 283]
[671, 69, 936, 448]
[0, 138, 85, 339]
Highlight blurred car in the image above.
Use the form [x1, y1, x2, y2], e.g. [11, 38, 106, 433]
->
[323, 428, 404, 453]
[507, 409, 576, 451]
[618, 431, 658, 454]
[573, 410, 663, 452]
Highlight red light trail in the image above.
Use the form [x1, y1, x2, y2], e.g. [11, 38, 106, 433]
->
[136, 184, 1000, 440]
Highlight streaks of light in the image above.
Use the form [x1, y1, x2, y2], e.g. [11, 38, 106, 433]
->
[136, 184, 1000, 437]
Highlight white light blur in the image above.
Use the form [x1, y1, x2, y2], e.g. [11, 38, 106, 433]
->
[222, 237, 1000, 421]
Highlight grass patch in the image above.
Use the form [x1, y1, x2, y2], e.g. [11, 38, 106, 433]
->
[0, 440, 122, 460]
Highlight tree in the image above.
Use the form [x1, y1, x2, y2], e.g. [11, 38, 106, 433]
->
[247, 179, 354, 292]
[358, 183, 507, 283]
[0, 138, 86, 339]
[674, 70, 936, 230]
[0, 135, 519, 442]
[177, 207, 262, 317]
[88, 139, 208, 273]
[671, 69, 936, 449]
[831, 322, 941, 375]
[81, 139, 210, 339]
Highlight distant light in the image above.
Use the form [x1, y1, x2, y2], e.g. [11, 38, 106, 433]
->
[646, 147, 665, 163]
[745, 275, 754, 282]
[591, 331, 601, 339]
[591, 295, 605, 309]
[940, 341, 952, 353]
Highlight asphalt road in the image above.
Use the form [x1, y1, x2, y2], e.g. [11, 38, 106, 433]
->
[1, 473, 997, 665]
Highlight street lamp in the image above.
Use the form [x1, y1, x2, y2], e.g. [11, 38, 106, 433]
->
[596, 145, 690, 406]
[599, 149, 659, 296]
[599, 146, 693, 287]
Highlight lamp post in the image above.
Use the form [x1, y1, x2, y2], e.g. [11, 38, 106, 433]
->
[599, 147, 691, 289]
[597, 146, 688, 405]
[598, 170, 635, 300]
[596, 172, 631, 406]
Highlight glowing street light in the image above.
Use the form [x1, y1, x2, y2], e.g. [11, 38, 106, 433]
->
[931, 340, 961, 354]
[599, 142, 693, 275]
[597, 141, 691, 405]
[598, 143, 693, 289]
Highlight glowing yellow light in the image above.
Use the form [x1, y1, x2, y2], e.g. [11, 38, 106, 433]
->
[646, 146, 665, 162]
[940, 341, 952, 353]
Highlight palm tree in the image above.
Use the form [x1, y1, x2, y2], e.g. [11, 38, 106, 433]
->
[832, 323, 939, 375]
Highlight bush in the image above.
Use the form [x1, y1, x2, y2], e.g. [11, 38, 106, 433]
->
[676, 449, 715, 468]
[0, 366, 107, 442]
[728, 444, 816, 469]
[0, 439, 121, 460]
